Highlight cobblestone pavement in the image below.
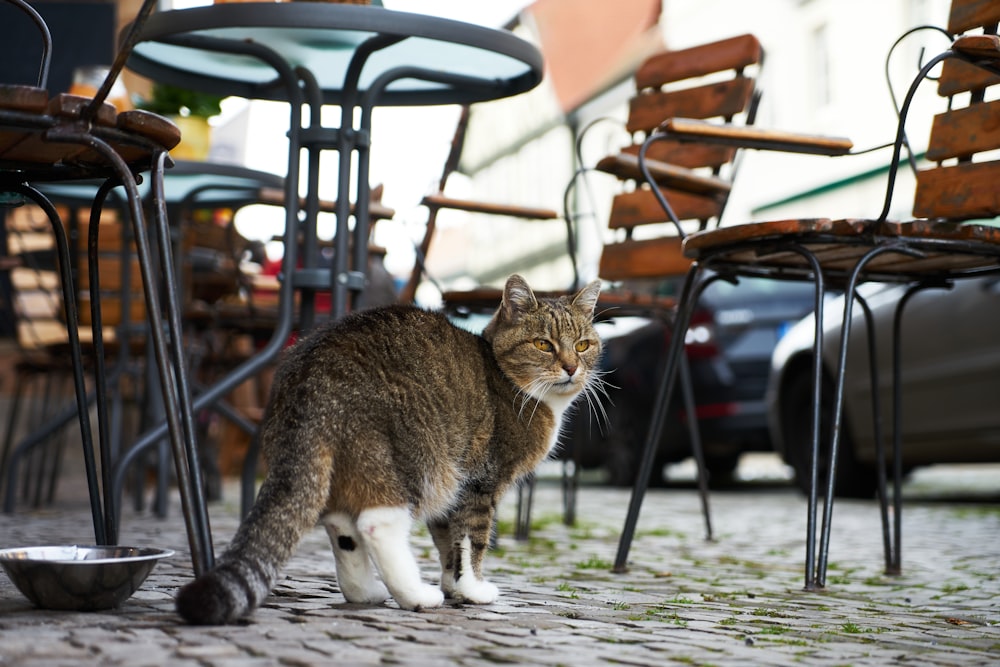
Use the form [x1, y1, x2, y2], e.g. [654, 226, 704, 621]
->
[0, 459, 998, 666]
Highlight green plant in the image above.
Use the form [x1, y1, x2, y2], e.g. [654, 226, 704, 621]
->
[139, 83, 223, 118]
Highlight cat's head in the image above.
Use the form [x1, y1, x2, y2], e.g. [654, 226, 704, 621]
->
[483, 275, 602, 403]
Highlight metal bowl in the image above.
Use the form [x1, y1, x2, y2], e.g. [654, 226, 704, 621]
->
[0, 545, 174, 611]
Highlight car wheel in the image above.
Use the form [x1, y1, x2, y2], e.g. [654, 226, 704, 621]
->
[780, 370, 878, 499]
[701, 453, 740, 487]
[603, 441, 638, 487]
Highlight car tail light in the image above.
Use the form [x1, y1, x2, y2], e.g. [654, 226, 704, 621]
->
[683, 309, 719, 359]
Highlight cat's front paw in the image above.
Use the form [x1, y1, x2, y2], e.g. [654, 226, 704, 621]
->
[394, 583, 445, 611]
[453, 576, 499, 605]
[341, 579, 390, 605]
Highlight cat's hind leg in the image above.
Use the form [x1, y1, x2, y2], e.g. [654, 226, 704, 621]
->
[427, 518, 456, 598]
[450, 492, 500, 604]
[356, 506, 445, 611]
[322, 513, 389, 604]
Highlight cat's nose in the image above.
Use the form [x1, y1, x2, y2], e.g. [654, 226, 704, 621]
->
[563, 363, 577, 377]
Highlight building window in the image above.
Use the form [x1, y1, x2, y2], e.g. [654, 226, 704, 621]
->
[810, 23, 832, 112]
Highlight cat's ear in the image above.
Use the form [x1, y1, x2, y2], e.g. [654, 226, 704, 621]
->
[501, 274, 538, 320]
[571, 279, 601, 316]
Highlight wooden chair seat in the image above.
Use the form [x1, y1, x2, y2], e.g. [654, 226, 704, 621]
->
[683, 217, 1000, 280]
[0, 87, 180, 171]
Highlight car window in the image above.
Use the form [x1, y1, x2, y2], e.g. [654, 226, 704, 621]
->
[702, 276, 815, 306]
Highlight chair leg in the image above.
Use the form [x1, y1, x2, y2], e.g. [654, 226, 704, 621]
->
[30, 371, 61, 508]
[678, 352, 712, 541]
[562, 446, 580, 527]
[514, 473, 535, 541]
[148, 151, 214, 575]
[884, 282, 947, 575]
[855, 294, 894, 575]
[613, 264, 703, 573]
[0, 367, 28, 500]
[30, 187, 106, 543]
[814, 244, 919, 587]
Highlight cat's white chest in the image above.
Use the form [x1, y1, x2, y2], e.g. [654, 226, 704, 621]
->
[541, 394, 577, 457]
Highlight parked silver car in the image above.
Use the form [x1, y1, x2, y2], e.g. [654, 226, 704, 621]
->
[765, 277, 1000, 497]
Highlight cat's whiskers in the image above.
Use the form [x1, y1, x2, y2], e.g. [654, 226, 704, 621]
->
[515, 377, 550, 424]
[579, 369, 615, 435]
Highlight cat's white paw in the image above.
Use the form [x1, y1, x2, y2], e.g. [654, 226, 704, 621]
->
[341, 579, 390, 605]
[394, 583, 445, 611]
[453, 576, 499, 604]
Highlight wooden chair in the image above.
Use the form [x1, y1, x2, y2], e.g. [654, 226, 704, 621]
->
[547, 34, 766, 537]
[399, 104, 562, 307]
[1, 204, 78, 509]
[615, 0, 1000, 590]
[581, 33, 763, 309]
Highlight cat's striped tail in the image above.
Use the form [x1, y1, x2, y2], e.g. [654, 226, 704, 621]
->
[175, 451, 332, 624]
[174, 550, 282, 625]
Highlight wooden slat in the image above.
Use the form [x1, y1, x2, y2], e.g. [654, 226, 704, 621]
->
[634, 34, 762, 91]
[420, 193, 558, 220]
[78, 221, 137, 253]
[77, 296, 146, 327]
[0, 85, 48, 112]
[0, 95, 117, 166]
[938, 57, 1000, 96]
[599, 236, 692, 281]
[118, 109, 181, 148]
[47, 94, 117, 127]
[596, 152, 731, 196]
[117, 109, 182, 155]
[662, 118, 854, 156]
[913, 161, 1000, 219]
[952, 34, 1000, 60]
[926, 99, 1000, 161]
[77, 257, 143, 290]
[948, 0, 1000, 34]
[626, 78, 756, 134]
[622, 140, 736, 170]
[609, 188, 723, 229]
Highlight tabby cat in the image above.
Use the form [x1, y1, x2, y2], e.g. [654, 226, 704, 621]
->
[176, 274, 603, 624]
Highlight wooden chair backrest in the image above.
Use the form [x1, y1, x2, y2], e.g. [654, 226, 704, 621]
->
[5, 205, 65, 349]
[397, 106, 471, 304]
[912, 0, 1000, 220]
[598, 33, 763, 282]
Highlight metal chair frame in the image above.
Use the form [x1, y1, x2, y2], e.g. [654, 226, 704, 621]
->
[0, 0, 213, 576]
[615, 16, 1000, 589]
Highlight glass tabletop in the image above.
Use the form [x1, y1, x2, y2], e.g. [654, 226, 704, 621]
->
[33, 161, 285, 209]
[126, 3, 544, 106]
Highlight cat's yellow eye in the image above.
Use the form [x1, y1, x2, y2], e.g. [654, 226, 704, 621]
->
[575, 340, 591, 353]
[533, 339, 554, 352]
